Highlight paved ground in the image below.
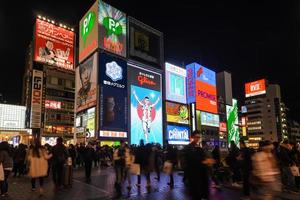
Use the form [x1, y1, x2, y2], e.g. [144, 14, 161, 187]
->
[2, 167, 299, 200]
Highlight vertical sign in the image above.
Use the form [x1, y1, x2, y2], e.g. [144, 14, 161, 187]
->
[30, 70, 43, 128]
[186, 64, 196, 103]
[226, 99, 239, 146]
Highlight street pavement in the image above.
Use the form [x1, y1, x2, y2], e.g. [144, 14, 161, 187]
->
[2, 167, 299, 200]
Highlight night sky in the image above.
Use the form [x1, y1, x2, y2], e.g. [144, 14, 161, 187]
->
[1, 0, 300, 122]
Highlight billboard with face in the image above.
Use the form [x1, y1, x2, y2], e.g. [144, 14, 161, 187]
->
[99, 0, 126, 57]
[166, 125, 190, 145]
[226, 99, 239, 146]
[128, 17, 164, 68]
[128, 64, 162, 145]
[245, 79, 266, 98]
[34, 18, 74, 70]
[166, 102, 189, 125]
[165, 63, 187, 104]
[75, 52, 98, 113]
[79, 0, 98, 63]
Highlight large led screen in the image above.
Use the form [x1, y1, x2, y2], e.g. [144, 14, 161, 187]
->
[166, 102, 189, 125]
[165, 63, 187, 104]
[196, 81, 218, 114]
[75, 52, 98, 113]
[245, 79, 266, 98]
[34, 18, 74, 70]
[226, 99, 239, 146]
[0, 104, 26, 129]
[166, 125, 190, 145]
[128, 64, 162, 145]
[200, 111, 219, 127]
[99, 0, 126, 57]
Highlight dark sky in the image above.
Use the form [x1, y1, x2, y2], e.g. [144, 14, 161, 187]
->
[1, 0, 300, 122]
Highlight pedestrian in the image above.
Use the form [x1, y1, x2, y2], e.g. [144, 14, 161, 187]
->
[251, 140, 281, 200]
[164, 143, 177, 188]
[51, 137, 68, 190]
[83, 142, 95, 182]
[125, 144, 134, 190]
[211, 145, 221, 187]
[68, 144, 76, 168]
[226, 140, 242, 187]
[185, 130, 215, 200]
[13, 144, 26, 177]
[27, 139, 52, 194]
[0, 142, 13, 197]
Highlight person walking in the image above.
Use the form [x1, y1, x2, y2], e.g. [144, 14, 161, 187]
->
[27, 139, 52, 194]
[164, 143, 177, 188]
[51, 137, 68, 191]
[83, 142, 95, 182]
[13, 144, 26, 177]
[0, 142, 13, 197]
[227, 141, 242, 187]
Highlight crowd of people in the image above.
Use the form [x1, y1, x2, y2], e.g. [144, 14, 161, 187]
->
[0, 132, 299, 199]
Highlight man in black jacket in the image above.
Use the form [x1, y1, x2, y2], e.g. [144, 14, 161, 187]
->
[83, 142, 95, 183]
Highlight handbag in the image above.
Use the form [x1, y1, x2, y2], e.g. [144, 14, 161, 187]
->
[129, 163, 140, 175]
[0, 163, 4, 181]
[163, 161, 173, 174]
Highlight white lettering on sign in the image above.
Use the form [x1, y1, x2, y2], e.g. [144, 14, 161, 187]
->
[168, 128, 189, 140]
[250, 84, 260, 92]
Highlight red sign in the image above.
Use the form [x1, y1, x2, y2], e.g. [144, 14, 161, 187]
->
[196, 81, 218, 114]
[34, 18, 75, 70]
[45, 100, 61, 110]
[219, 122, 227, 132]
[245, 79, 266, 98]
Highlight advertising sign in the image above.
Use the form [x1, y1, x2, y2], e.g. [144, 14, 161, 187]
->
[0, 104, 26, 129]
[186, 64, 196, 103]
[165, 63, 187, 104]
[99, 0, 126, 57]
[34, 18, 74, 70]
[79, 0, 98, 63]
[87, 107, 95, 137]
[99, 53, 127, 89]
[30, 70, 43, 128]
[200, 111, 219, 127]
[166, 125, 190, 145]
[245, 79, 266, 98]
[166, 102, 189, 125]
[219, 122, 227, 132]
[226, 99, 240, 146]
[128, 64, 162, 145]
[45, 100, 61, 110]
[99, 131, 127, 138]
[75, 52, 98, 113]
[41, 137, 58, 146]
[196, 81, 218, 114]
[128, 17, 164, 68]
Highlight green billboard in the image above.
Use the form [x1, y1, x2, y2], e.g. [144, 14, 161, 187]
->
[226, 99, 239, 146]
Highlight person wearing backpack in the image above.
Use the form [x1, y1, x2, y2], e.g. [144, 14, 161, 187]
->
[51, 137, 68, 190]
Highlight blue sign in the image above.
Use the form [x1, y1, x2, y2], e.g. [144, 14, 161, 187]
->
[186, 63, 196, 103]
[166, 125, 190, 145]
[192, 62, 216, 86]
[100, 53, 127, 89]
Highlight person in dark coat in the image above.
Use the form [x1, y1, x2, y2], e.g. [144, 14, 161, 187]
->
[227, 141, 241, 187]
[13, 144, 26, 177]
[83, 142, 95, 182]
[239, 139, 253, 198]
[0, 142, 13, 197]
[68, 144, 76, 168]
[165, 143, 177, 187]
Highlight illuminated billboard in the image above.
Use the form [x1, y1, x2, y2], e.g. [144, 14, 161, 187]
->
[200, 111, 219, 127]
[226, 99, 239, 146]
[99, 0, 126, 57]
[245, 79, 266, 98]
[30, 70, 43, 128]
[219, 122, 227, 132]
[99, 131, 127, 138]
[45, 100, 61, 110]
[165, 63, 187, 104]
[75, 52, 98, 113]
[34, 18, 74, 70]
[196, 81, 218, 114]
[166, 125, 190, 145]
[0, 104, 26, 129]
[79, 0, 98, 63]
[87, 107, 95, 137]
[166, 102, 189, 125]
[128, 17, 164, 68]
[186, 65, 196, 103]
[128, 64, 162, 145]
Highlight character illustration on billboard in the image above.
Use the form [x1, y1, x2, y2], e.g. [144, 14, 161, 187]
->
[132, 89, 160, 143]
[39, 40, 56, 61]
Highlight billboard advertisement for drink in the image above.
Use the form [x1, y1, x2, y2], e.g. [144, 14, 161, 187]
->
[75, 52, 98, 113]
[245, 79, 266, 98]
[165, 62, 187, 104]
[128, 64, 162, 145]
[226, 99, 239, 146]
[99, 0, 127, 57]
[34, 18, 74, 70]
[166, 102, 189, 125]
[166, 125, 190, 145]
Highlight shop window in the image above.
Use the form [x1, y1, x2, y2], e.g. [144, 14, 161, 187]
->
[50, 77, 58, 85]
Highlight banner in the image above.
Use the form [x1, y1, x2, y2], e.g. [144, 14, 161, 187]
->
[166, 125, 190, 145]
[75, 52, 98, 113]
[99, 0, 127, 57]
[245, 79, 266, 98]
[166, 102, 189, 125]
[30, 70, 43, 128]
[226, 99, 240, 146]
[34, 18, 74, 70]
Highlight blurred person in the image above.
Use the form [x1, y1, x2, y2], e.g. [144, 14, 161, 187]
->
[83, 142, 95, 183]
[164, 143, 177, 188]
[124, 144, 134, 190]
[68, 144, 76, 168]
[27, 139, 52, 194]
[51, 137, 68, 190]
[251, 140, 281, 200]
[279, 140, 295, 190]
[185, 130, 215, 200]
[226, 140, 242, 187]
[0, 142, 13, 197]
[13, 144, 26, 177]
[211, 145, 221, 187]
